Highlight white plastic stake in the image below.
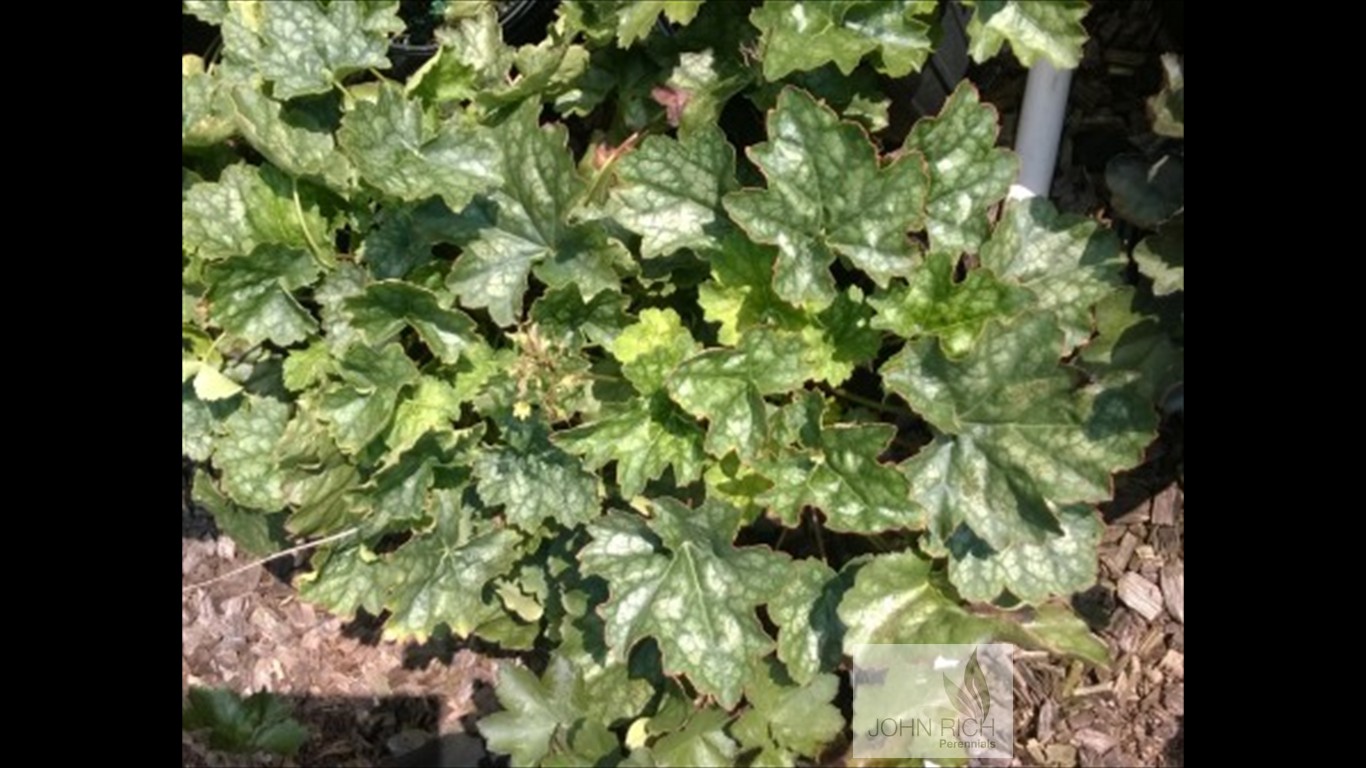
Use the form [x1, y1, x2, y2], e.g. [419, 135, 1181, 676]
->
[1009, 59, 1074, 201]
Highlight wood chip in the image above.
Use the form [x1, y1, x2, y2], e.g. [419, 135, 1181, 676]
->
[1038, 698, 1056, 741]
[1073, 727, 1118, 755]
[1138, 624, 1167, 662]
[1159, 650, 1184, 680]
[1150, 484, 1179, 526]
[1105, 531, 1140, 575]
[1160, 561, 1184, 624]
[1045, 743, 1078, 767]
[1163, 683, 1185, 715]
[1117, 573, 1165, 622]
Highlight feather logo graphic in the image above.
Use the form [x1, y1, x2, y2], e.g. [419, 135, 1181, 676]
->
[943, 649, 991, 721]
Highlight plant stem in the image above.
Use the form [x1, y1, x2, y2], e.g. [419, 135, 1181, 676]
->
[808, 507, 828, 563]
[825, 385, 919, 421]
[293, 179, 332, 269]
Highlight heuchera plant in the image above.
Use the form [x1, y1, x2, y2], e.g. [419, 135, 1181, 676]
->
[182, 1, 1181, 764]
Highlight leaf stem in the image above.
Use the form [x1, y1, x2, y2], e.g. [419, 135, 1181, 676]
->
[807, 507, 828, 563]
[292, 178, 331, 269]
[824, 385, 919, 421]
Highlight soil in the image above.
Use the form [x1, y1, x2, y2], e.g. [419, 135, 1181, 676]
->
[182, 2, 1184, 765]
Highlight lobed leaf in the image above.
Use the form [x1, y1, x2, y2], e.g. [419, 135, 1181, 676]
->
[964, 0, 1090, 69]
[750, 1, 936, 80]
[881, 312, 1155, 551]
[870, 251, 1030, 357]
[723, 88, 929, 309]
[338, 83, 501, 211]
[839, 550, 1108, 665]
[474, 419, 601, 532]
[579, 498, 791, 708]
[609, 127, 737, 259]
[904, 81, 1018, 255]
[980, 197, 1127, 350]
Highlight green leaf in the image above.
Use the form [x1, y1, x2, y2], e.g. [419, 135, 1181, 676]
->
[979, 197, 1127, 350]
[616, 1, 705, 47]
[183, 1, 228, 24]
[313, 262, 370, 354]
[904, 82, 1018, 254]
[696, 240, 876, 387]
[282, 341, 335, 392]
[1106, 154, 1184, 230]
[808, 287, 882, 385]
[838, 550, 1107, 665]
[480, 656, 602, 767]
[253, 0, 403, 100]
[448, 102, 628, 326]
[226, 86, 355, 193]
[556, 394, 707, 499]
[1133, 213, 1184, 295]
[271, 408, 364, 538]
[338, 83, 502, 211]
[696, 235, 805, 346]
[318, 342, 421, 454]
[964, 0, 1090, 69]
[646, 707, 739, 767]
[869, 251, 1030, 357]
[579, 498, 791, 708]
[723, 87, 929, 309]
[609, 126, 737, 259]
[881, 312, 1155, 551]
[733, 658, 843, 763]
[355, 438, 439, 535]
[947, 504, 1103, 604]
[204, 245, 320, 346]
[474, 419, 601, 531]
[182, 65, 235, 146]
[1079, 287, 1183, 406]
[356, 198, 470, 280]
[666, 329, 810, 460]
[296, 543, 388, 619]
[183, 164, 333, 262]
[611, 308, 701, 395]
[750, 1, 935, 80]
[183, 688, 308, 757]
[530, 286, 632, 349]
[186, 361, 245, 401]
[759, 422, 922, 533]
[192, 470, 287, 557]
[382, 377, 468, 466]
[214, 396, 291, 510]
[344, 281, 480, 364]
[552, 567, 663, 726]
[405, 45, 480, 106]
[183, 382, 237, 462]
[766, 558, 846, 686]
[380, 489, 526, 641]
[477, 38, 592, 111]
[282, 455, 362, 537]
